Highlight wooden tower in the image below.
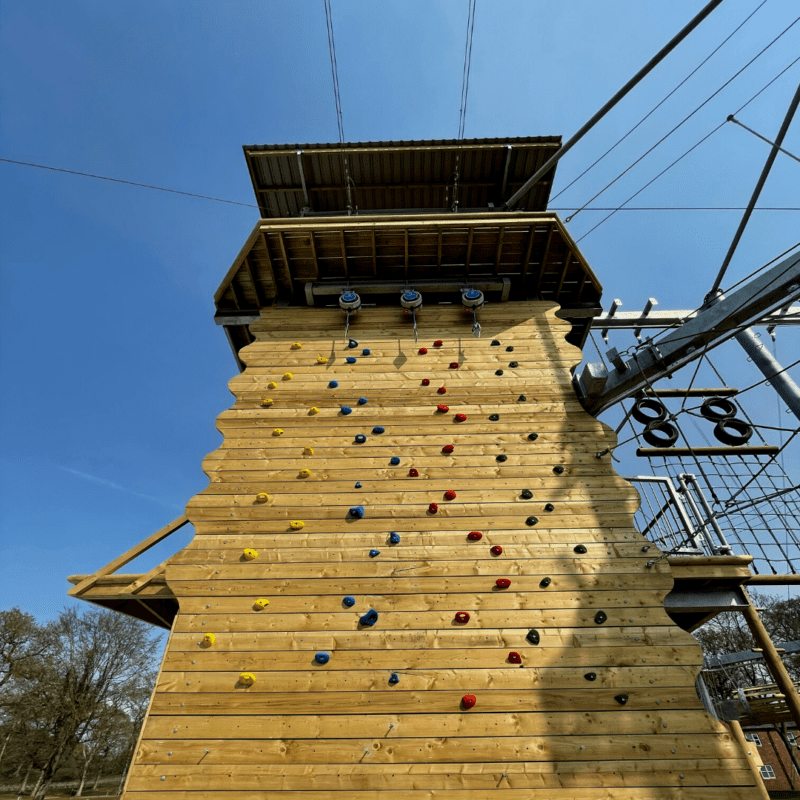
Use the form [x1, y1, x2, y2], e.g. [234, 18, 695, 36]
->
[69, 138, 761, 798]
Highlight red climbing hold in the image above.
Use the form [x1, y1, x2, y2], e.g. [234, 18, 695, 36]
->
[455, 413, 467, 422]
[454, 611, 470, 624]
[449, 362, 459, 369]
[490, 545, 503, 556]
[444, 490, 457, 500]
[495, 578, 511, 589]
[441, 444, 455, 453]
[461, 694, 477, 709]
[421, 379, 430, 386]
[508, 651, 522, 664]
[437, 405, 450, 414]
[419, 347, 428, 354]
[437, 387, 447, 395]
[467, 531, 483, 540]
[433, 340, 443, 347]
[428, 502, 439, 514]
[408, 468, 419, 477]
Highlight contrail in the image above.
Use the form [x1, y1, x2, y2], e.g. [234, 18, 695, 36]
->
[53, 465, 182, 510]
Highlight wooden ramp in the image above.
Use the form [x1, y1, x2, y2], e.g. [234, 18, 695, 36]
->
[123, 303, 757, 798]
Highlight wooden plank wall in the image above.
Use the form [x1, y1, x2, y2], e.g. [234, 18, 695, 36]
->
[124, 303, 756, 798]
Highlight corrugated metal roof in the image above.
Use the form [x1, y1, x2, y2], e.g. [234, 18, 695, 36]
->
[243, 136, 562, 217]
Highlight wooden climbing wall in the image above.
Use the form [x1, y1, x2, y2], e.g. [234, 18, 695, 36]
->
[124, 302, 757, 798]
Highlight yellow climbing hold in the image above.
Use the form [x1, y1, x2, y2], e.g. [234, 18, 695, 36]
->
[255, 492, 269, 503]
[309, 407, 320, 415]
[253, 598, 270, 610]
[298, 468, 311, 478]
[272, 428, 284, 436]
[243, 548, 259, 560]
[239, 672, 256, 686]
[201, 633, 216, 647]
[267, 381, 278, 389]
[316, 356, 328, 364]
[292, 342, 303, 349]
[260, 398, 274, 407]
[283, 372, 293, 380]
[303, 447, 315, 455]
[290, 520, 305, 530]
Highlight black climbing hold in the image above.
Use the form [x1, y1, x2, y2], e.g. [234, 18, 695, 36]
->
[388, 672, 400, 685]
[518, 395, 526, 402]
[506, 346, 514, 352]
[544, 503, 555, 512]
[526, 516, 538, 527]
[520, 489, 533, 499]
[641, 545, 650, 552]
[527, 433, 538, 441]
[495, 369, 504, 376]
[614, 693, 629, 706]
[491, 340, 501, 346]
[355, 482, 362, 488]
[573, 544, 587, 554]
[539, 577, 551, 588]
[354, 434, 367, 444]
[489, 414, 500, 421]
[584, 672, 597, 682]
[359, 609, 379, 627]
[553, 465, 564, 474]
[496, 455, 508, 463]
[594, 610, 608, 625]
[526, 629, 540, 645]
[508, 361, 519, 368]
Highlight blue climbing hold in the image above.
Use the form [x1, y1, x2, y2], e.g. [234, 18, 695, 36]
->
[359, 609, 379, 626]
[315, 652, 330, 664]
[372, 426, 385, 434]
[355, 481, 362, 488]
[390, 456, 401, 465]
[389, 531, 401, 544]
[350, 505, 365, 518]
[362, 349, 371, 355]
[343, 595, 356, 607]
[388, 672, 400, 685]
[358, 397, 368, 405]
[348, 338, 358, 348]
[346, 356, 357, 364]
[329, 380, 339, 388]
[354, 434, 367, 444]
[341, 405, 352, 415]
[369, 549, 380, 557]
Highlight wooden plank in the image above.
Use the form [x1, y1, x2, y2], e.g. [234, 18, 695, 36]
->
[493, 225, 505, 274]
[465, 225, 474, 275]
[242, 255, 264, 307]
[307, 231, 320, 280]
[535, 224, 554, 294]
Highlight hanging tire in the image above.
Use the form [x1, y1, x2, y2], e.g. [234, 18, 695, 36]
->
[631, 397, 668, 425]
[700, 396, 737, 421]
[642, 421, 679, 447]
[713, 418, 753, 446]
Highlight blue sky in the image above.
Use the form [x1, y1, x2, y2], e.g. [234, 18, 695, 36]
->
[1, 0, 798, 622]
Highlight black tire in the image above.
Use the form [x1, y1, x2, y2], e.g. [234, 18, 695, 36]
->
[700, 396, 737, 421]
[642, 421, 679, 447]
[713, 418, 753, 446]
[631, 397, 668, 425]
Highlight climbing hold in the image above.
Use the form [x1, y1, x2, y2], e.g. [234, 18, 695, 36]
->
[354, 434, 367, 444]
[508, 651, 522, 664]
[369, 549, 380, 557]
[419, 347, 428, 354]
[491, 340, 500, 346]
[317, 356, 328, 364]
[437, 387, 447, 395]
[495, 578, 511, 589]
[467, 531, 483, 541]
[389, 672, 400, 685]
[201, 633, 216, 647]
[509, 361, 519, 368]
[343, 596, 356, 607]
[315, 652, 330, 664]
[553, 465, 564, 474]
[290, 521, 305, 530]
[358, 397, 368, 405]
[309, 407, 320, 415]
[348, 338, 358, 348]
[539, 577, 551, 588]
[614, 694, 629, 706]
[437, 404, 450, 413]
[527, 433, 539, 441]
[341, 406, 353, 415]
[518, 395, 527, 402]
[428, 502, 438, 514]
[408, 468, 419, 477]
[253, 598, 269, 610]
[421, 379, 430, 386]
[267, 381, 278, 389]
[495, 369, 504, 376]
[574, 544, 587, 554]
[354, 481, 362, 488]
[506, 346, 514, 352]
[526, 629, 540, 645]
[489, 414, 499, 421]
[350, 505, 365, 518]
[454, 611, 470, 624]
[442, 444, 455, 453]
[594, 610, 608, 625]
[243, 548, 259, 560]
[389, 531, 401, 544]
[304, 447, 315, 455]
[328, 380, 339, 388]
[449, 362, 459, 369]
[239, 672, 256, 686]
[359, 609, 379, 627]
[362, 349, 371, 355]
[490, 545, 503, 556]
[544, 503, 555, 512]
[584, 672, 597, 682]
[283, 372, 293, 381]
[433, 340, 443, 347]
[346, 357, 357, 364]
[372, 426, 385, 434]
[455, 413, 467, 422]
[256, 492, 269, 503]
[461, 694, 477, 709]
[390, 456, 401, 465]
[496, 455, 507, 463]
[444, 490, 457, 500]
[298, 469, 311, 478]
[272, 428, 284, 436]
[520, 489, 533, 499]
[292, 342, 302, 349]
[260, 398, 274, 407]
[526, 516, 539, 527]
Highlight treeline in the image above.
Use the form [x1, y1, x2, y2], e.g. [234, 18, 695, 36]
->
[0, 606, 163, 798]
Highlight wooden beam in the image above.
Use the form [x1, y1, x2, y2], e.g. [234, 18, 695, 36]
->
[228, 275, 242, 310]
[437, 228, 443, 269]
[536, 224, 554, 294]
[371, 229, 377, 276]
[307, 232, 320, 280]
[243, 255, 264, 307]
[520, 225, 536, 281]
[493, 225, 506, 275]
[260, 232, 278, 292]
[555, 250, 573, 298]
[276, 231, 294, 295]
[637, 445, 780, 458]
[339, 230, 349, 279]
[465, 226, 474, 277]
[728, 719, 772, 800]
[404, 228, 409, 280]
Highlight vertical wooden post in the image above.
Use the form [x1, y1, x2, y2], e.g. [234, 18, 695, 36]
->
[728, 720, 770, 800]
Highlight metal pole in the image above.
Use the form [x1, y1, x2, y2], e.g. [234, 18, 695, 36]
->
[735, 327, 800, 423]
[502, 0, 724, 210]
[709, 80, 800, 295]
[680, 473, 733, 555]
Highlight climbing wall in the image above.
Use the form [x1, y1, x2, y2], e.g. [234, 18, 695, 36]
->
[124, 302, 757, 798]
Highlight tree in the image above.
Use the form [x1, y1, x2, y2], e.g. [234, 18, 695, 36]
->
[0, 608, 55, 690]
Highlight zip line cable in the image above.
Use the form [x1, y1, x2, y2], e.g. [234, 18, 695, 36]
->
[450, 0, 477, 211]
[550, 0, 768, 205]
